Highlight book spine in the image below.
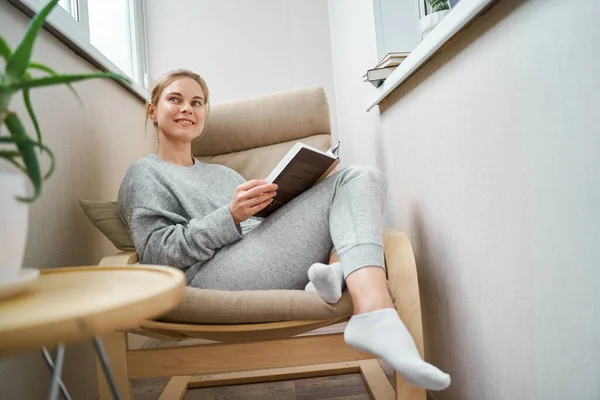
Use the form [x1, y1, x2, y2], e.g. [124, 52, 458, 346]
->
[315, 159, 340, 184]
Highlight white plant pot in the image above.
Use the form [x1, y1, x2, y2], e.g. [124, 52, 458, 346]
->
[0, 173, 29, 282]
[419, 10, 450, 39]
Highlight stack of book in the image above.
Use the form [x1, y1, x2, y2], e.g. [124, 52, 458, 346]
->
[362, 51, 410, 88]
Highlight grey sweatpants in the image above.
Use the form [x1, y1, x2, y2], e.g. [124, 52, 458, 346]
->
[189, 166, 387, 290]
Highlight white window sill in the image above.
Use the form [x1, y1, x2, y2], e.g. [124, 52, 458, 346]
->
[366, 0, 498, 111]
[7, 0, 149, 102]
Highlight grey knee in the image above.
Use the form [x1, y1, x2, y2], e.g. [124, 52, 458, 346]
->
[344, 165, 386, 185]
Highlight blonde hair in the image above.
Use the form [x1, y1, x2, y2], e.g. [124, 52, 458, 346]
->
[146, 69, 210, 134]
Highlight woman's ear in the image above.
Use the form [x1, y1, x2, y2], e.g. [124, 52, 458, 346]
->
[147, 103, 157, 125]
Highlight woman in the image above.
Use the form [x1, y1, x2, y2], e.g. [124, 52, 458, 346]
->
[118, 69, 450, 391]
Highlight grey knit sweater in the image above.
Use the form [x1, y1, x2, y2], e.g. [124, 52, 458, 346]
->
[118, 154, 261, 283]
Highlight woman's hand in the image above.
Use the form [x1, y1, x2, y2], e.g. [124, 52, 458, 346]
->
[228, 180, 278, 224]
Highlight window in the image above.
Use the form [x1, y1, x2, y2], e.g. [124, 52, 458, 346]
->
[373, 0, 465, 60]
[416, 0, 430, 20]
[57, 0, 78, 19]
[9, 0, 149, 96]
[372, 0, 421, 60]
[88, 0, 135, 79]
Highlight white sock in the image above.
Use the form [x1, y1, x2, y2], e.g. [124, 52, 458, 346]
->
[304, 262, 345, 304]
[344, 308, 451, 391]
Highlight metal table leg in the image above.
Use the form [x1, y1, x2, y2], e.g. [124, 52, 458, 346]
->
[43, 337, 122, 400]
[93, 336, 122, 400]
[41, 346, 72, 400]
[45, 344, 66, 400]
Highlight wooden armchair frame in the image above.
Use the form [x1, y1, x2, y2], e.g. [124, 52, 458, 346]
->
[96, 229, 426, 400]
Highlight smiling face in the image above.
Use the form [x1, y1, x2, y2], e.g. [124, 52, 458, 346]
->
[149, 76, 207, 143]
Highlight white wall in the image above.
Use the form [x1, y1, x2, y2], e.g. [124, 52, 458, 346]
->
[328, 0, 600, 399]
[145, 0, 338, 139]
[0, 2, 153, 399]
[326, 0, 383, 170]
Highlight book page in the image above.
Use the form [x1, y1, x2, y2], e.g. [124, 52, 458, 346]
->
[255, 148, 337, 218]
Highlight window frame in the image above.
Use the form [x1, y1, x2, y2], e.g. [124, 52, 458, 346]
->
[417, 0, 428, 19]
[7, 0, 149, 101]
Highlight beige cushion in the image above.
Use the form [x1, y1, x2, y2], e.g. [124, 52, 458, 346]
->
[79, 199, 134, 251]
[194, 86, 330, 157]
[198, 134, 331, 180]
[160, 287, 353, 324]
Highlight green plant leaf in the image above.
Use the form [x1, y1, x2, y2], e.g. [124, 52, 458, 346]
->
[0, 150, 20, 157]
[26, 62, 55, 75]
[0, 92, 11, 125]
[22, 89, 42, 143]
[0, 37, 12, 61]
[0, 150, 27, 174]
[1, 121, 56, 173]
[5, 0, 60, 81]
[27, 62, 81, 104]
[5, 71, 130, 91]
[22, 61, 82, 144]
[32, 139, 55, 180]
[426, 0, 449, 12]
[4, 113, 42, 202]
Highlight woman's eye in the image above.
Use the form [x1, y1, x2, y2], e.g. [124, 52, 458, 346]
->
[168, 97, 180, 103]
[192, 101, 203, 106]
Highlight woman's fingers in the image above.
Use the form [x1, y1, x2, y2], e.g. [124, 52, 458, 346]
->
[231, 180, 278, 221]
[249, 197, 273, 213]
[246, 191, 276, 208]
[245, 183, 277, 199]
[238, 179, 267, 191]
[237, 180, 276, 194]
[238, 183, 277, 202]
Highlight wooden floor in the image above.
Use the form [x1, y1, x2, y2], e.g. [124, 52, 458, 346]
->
[131, 323, 395, 400]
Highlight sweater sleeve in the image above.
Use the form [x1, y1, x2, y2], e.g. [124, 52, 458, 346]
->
[117, 159, 244, 271]
[127, 204, 242, 268]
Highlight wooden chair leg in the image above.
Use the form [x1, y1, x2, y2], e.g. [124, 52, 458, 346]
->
[158, 376, 190, 400]
[395, 372, 427, 400]
[359, 360, 395, 400]
[97, 331, 132, 400]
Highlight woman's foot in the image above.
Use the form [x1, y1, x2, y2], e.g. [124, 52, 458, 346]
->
[344, 308, 451, 390]
[304, 262, 345, 303]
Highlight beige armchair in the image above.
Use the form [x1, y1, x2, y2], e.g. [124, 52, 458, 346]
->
[90, 87, 426, 400]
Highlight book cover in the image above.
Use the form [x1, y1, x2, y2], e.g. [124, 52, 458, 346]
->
[369, 78, 385, 88]
[254, 142, 340, 218]
[367, 65, 397, 80]
[362, 52, 409, 82]
[366, 66, 398, 88]
[373, 51, 410, 69]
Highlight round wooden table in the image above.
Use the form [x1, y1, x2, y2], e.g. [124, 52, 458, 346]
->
[0, 265, 186, 399]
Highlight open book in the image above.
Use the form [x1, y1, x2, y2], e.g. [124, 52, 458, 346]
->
[254, 141, 341, 218]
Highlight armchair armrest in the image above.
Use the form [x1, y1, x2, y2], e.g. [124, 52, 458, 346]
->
[384, 228, 427, 400]
[383, 229, 424, 357]
[99, 251, 138, 266]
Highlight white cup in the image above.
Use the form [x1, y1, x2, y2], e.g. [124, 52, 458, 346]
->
[0, 173, 29, 282]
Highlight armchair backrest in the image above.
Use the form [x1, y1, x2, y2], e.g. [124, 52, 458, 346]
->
[192, 87, 332, 180]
